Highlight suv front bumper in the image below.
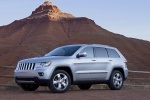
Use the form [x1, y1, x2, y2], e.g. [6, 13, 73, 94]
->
[15, 77, 49, 86]
[14, 66, 55, 86]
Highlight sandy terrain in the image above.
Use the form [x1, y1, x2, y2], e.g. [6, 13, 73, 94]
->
[0, 88, 150, 100]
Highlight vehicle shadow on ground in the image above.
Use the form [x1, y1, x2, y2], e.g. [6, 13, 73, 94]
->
[34, 88, 111, 94]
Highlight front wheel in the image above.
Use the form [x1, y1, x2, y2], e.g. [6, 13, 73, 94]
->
[108, 70, 124, 90]
[49, 70, 71, 93]
[78, 84, 91, 90]
[20, 84, 39, 91]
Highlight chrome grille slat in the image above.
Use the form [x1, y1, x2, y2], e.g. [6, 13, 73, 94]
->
[18, 63, 35, 70]
[31, 63, 33, 70]
[30, 63, 33, 70]
[21, 63, 23, 70]
[27, 63, 29, 70]
[32, 63, 35, 70]
[20, 63, 22, 70]
[26, 63, 28, 70]
[24, 63, 26, 70]
[27, 63, 30, 70]
[23, 63, 25, 70]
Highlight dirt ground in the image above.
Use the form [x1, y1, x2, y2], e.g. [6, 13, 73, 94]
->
[0, 88, 150, 100]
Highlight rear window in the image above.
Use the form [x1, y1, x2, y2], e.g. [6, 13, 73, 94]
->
[94, 47, 108, 58]
[106, 48, 120, 58]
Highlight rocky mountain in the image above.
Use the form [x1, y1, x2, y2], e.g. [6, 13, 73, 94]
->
[0, 1, 150, 72]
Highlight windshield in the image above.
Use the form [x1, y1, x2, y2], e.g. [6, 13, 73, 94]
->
[45, 46, 81, 57]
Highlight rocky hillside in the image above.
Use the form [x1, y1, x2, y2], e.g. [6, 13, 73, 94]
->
[0, 1, 150, 71]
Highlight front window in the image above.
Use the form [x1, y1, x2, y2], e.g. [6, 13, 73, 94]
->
[80, 47, 94, 58]
[45, 46, 81, 56]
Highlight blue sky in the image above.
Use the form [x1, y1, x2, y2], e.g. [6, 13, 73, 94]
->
[0, 0, 150, 41]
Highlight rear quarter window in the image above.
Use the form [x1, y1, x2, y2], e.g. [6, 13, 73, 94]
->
[106, 48, 120, 58]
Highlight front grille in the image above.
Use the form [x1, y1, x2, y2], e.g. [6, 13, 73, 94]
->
[17, 63, 35, 70]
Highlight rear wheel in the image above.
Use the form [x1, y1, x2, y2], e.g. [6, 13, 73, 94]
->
[20, 84, 39, 91]
[78, 84, 91, 90]
[49, 70, 71, 93]
[108, 70, 124, 90]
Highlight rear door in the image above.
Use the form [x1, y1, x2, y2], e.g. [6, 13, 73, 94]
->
[92, 47, 112, 80]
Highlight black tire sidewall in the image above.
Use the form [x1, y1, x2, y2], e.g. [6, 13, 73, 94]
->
[49, 70, 71, 93]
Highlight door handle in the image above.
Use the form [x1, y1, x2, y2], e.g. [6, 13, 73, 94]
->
[91, 60, 96, 61]
[109, 60, 113, 61]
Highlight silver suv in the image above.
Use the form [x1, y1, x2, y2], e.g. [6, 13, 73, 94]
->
[14, 44, 128, 93]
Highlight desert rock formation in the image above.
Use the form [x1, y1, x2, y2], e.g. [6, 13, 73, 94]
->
[0, 1, 150, 72]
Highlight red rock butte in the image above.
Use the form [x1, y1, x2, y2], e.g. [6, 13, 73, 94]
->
[28, 1, 74, 20]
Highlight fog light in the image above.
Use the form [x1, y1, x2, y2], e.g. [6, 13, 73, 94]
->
[38, 72, 44, 76]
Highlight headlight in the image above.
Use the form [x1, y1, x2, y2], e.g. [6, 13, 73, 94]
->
[37, 62, 51, 67]
[44, 62, 51, 66]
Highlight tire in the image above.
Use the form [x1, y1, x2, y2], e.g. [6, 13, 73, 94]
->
[20, 84, 39, 91]
[49, 70, 71, 93]
[108, 70, 124, 90]
[78, 84, 91, 90]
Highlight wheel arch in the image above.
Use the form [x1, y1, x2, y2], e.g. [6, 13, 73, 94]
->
[53, 66, 73, 84]
[111, 67, 125, 80]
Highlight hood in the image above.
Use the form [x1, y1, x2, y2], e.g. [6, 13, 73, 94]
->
[19, 56, 71, 63]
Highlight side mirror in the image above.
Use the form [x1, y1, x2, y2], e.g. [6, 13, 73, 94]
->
[76, 52, 87, 58]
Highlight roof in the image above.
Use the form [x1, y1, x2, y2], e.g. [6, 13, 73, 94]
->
[63, 44, 116, 49]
